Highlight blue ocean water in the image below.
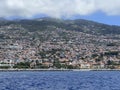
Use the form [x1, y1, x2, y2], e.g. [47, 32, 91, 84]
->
[0, 71, 120, 90]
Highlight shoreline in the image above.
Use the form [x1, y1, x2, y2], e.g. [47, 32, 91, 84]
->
[0, 69, 120, 72]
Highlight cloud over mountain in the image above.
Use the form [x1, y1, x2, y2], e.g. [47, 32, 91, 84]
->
[0, 0, 120, 18]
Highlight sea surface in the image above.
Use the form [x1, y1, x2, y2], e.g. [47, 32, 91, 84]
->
[0, 71, 120, 90]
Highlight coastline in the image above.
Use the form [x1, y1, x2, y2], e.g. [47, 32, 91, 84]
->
[0, 69, 120, 72]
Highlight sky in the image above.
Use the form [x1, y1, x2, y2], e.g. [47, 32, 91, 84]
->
[0, 0, 120, 25]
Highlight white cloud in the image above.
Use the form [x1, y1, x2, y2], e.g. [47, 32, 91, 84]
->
[0, 0, 120, 18]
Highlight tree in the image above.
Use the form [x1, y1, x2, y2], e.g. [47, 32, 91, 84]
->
[53, 59, 61, 69]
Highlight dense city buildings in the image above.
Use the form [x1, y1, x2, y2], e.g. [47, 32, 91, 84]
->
[0, 18, 120, 69]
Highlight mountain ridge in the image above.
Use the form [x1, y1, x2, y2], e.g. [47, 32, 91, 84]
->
[0, 17, 120, 35]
